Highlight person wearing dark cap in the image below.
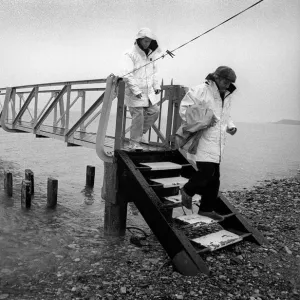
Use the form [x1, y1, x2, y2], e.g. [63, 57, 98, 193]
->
[122, 28, 162, 150]
[179, 66, 238, 221]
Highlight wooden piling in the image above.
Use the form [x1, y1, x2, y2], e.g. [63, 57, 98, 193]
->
[102, 161, 127, 236]
[47, 177, 58, 208]
[4, 171, 13, 197]
[86, 165, 95, 188]
[25, 169, 34, 194]
[21, 180, 31, 209]
[104, 200, 128, 236]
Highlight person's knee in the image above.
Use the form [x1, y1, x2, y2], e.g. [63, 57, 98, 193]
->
[129, 107, 143, 119]
[148, 104, 160, 116]
[151, 106, 159, 121]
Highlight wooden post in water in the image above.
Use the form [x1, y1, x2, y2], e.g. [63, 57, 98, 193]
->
[21, 180, 31, 209]
[47, 178, 58, 208]
[86, 165, 95, 188]
[102, 80, 128, 236]
[25, 169, 34, 194]
[102, 161, 127, 237]
[4, 171, 13, 197]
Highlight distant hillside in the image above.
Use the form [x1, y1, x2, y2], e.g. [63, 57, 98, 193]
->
[273, 119, 300, 125]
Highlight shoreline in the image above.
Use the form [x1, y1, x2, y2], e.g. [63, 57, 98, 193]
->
[0, 175, 299, 299]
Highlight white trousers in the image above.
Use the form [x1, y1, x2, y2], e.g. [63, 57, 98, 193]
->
[128, 105, 159, 142]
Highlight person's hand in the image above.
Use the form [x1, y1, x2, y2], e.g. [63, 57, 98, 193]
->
[136, 93, 142, 99]
[209, 116, 219, 127]
[228, 127, 237, 135]
[155, 89, 161, 95]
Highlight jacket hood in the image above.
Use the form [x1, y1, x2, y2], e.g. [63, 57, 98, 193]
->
[135, 27, 160, 54]
[136, 27, 156, 40]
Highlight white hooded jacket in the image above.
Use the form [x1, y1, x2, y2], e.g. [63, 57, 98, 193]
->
[179, 78, 236, 164]
[123, 28, 161, 107]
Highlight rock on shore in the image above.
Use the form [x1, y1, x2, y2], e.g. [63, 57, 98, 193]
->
[0, 176, 299, 300]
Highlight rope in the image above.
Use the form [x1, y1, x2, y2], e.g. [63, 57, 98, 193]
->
[122, 0, 264, 78]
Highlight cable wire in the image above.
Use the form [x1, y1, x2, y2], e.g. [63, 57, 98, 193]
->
[121, 0, 264, 78]
[169, 0, 264, 54]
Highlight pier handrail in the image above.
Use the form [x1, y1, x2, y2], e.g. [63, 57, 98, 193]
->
[0, 78, 106, 91]
[95, 75, 118, 163]
[1, 87, 23, 132]
[0, 78, 109, 144]
[0, 75, 187, 160]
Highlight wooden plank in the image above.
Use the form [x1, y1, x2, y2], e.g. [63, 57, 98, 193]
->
[150, 176, 188, 188]
[140, 162, 183, 171]
[165, 194, 201, 204]
[165, 86, 174, 146]
[176, 214, 216, 225]
[115, 80, 125, 150]
[170, 86, 184, 149]
[192, 230, 243, 251]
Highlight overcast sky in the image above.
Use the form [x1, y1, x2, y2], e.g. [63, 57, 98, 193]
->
[0, 0, 299, 122]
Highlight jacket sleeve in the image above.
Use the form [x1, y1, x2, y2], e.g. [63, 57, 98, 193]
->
[152, 61, 161, 91]
[123, 53, 142, 96]
[179, 85, 206, 122]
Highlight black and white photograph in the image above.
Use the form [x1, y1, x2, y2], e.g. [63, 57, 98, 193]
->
[0, 1, 299, 299]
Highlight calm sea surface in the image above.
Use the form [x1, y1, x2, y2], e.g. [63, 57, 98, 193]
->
[0, 122, 300, 281]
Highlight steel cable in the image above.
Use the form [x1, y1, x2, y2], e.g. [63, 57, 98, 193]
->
[121, 0, 264, 78]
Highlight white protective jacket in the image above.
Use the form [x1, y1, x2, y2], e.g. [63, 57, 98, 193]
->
[123, 28, 161, 107]
[179, 78, 236, 164]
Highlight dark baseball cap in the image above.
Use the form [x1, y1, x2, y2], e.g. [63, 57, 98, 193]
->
[214, 66, 236, 83]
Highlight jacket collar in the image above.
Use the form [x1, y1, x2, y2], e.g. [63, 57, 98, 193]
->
[136, 38, 158, 54]
[205, 73, 236, 94]
[134, 42, 153, 57]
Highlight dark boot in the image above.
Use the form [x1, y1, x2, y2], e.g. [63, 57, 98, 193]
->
[181, 188, 193, 209]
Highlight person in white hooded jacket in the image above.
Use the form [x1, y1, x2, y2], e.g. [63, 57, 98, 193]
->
[179, 66, 238, 221]
[122, 28, 161, 150]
